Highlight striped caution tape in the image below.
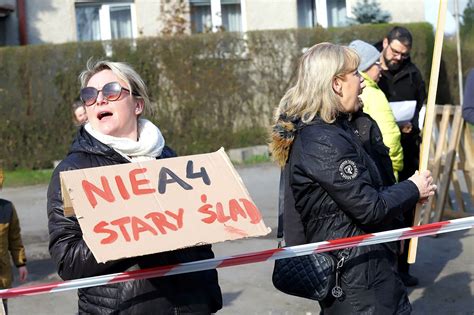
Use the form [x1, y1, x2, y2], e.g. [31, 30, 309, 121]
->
[1, 216, 473, 299]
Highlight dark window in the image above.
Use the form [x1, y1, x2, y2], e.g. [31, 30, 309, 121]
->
[297, 0, 315, 28]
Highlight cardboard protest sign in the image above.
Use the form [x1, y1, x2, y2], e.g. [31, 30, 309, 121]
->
[60, 148, 271, 263]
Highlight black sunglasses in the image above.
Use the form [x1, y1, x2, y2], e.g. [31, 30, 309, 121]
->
[80, 81, 138, 106]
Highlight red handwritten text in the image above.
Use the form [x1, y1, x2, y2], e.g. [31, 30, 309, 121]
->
[198, 194, 261, 224]
[93, 208, 184, 244]
[82, 168, 156, 208]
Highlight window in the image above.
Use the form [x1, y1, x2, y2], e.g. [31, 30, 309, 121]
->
[76, 5, 101, 41]
[110, 5, 133, 39]
[75, 2, 137, 41]
[297, 0, 315, 28]
[221, 2, 241, 32]
[189, 0, 242, 33]
[327, 0, 347, 27]
[190, 2, 212, 33]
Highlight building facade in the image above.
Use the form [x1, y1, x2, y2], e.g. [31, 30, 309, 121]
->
[0, 0, 444, 46]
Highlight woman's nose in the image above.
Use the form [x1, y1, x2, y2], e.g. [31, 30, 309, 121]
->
[96, 91, 108, 105]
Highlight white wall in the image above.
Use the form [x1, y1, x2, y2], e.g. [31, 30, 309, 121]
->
[346, 0, 425, 23]
[135, 0, 161, 37]
[26, 0, 77, 44]
[244, 0, 298, 31]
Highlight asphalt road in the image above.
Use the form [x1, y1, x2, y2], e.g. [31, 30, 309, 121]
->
[2, 163, 474, 314]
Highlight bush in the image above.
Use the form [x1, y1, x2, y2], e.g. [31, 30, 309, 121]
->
[0, 23, 439, 170]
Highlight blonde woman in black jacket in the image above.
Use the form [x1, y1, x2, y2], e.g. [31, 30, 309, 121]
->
[270, 43, 436, 314]
[47, 60, 222, 314]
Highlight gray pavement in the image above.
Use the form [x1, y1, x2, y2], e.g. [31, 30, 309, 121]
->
[2, 163, 474, 314]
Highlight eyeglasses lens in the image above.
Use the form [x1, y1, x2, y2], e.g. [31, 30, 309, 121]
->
[80, 82, 123, 106]
[80, 87, 99, 106]
[102, 82, 122, 101]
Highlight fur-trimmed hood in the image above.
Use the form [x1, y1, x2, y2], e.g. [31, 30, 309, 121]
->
[269, 116, 299, 167]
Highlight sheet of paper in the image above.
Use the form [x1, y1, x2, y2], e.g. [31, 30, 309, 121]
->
[389, 100, 417, 124]
[418, 105, 426, 130]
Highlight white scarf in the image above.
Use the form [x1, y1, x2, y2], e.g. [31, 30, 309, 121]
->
[84, 119, 165, 162]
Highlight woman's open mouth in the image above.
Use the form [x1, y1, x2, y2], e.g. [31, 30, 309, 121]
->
[97, 111, 113, 120]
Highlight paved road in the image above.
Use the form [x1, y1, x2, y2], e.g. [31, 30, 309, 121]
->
[3, 163, 474, 314]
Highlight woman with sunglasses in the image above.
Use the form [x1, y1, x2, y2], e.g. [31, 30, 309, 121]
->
[270, 43, 436, 314]
[47, 60, 222, 314]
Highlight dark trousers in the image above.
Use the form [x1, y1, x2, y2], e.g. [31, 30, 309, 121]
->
[398, 207, 415, 273]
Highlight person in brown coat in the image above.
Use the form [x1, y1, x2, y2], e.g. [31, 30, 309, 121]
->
[0, 167, 28, 314]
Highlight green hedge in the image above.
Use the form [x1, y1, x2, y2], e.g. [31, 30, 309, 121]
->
[0, 22, 444, 170]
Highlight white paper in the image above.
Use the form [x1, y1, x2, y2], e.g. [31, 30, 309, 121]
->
[389, 100, 417, 124]
[418, 105, 426, 130]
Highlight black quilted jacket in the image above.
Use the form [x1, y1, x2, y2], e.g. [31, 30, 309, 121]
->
[47, 127, 222, 314]
[287, 116, 419, 314]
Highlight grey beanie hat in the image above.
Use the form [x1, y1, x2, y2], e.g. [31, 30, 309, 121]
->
[349, 39, 381, 72]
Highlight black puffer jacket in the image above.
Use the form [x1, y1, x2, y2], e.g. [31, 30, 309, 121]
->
[47, 127, 222, 314]
[275, 116, 419, 314]
[349, 110, 396, 187]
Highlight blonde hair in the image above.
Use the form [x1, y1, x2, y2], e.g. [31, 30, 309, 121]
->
[269, 43, 360, 167]
[79, 59, 150, 109]
[274, 42, 360, 124]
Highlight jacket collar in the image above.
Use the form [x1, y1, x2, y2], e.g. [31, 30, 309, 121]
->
[69, 126, 129, 163]
[361, 72, 379, 89]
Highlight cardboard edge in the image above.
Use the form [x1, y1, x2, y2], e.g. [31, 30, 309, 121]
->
[60, 172, 75, 217]
[217, 148, 251, 197]
[217, 148, 272, 235]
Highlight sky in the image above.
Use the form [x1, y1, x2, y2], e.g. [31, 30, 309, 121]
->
[425, 0, 470, 35]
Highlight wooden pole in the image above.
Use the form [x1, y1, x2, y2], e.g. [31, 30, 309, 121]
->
[407, 0, 448, 264]
[454, 0, 464, 104]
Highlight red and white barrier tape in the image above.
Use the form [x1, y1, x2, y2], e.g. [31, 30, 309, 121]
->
[1, 216, 473, 299]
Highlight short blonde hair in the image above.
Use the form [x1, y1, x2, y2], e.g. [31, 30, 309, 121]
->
[274, 42, 359, 124]
[79, 59, 150, 109]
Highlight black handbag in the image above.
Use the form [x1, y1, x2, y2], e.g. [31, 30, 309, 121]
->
[272, 248, 336, 301]
[271, 165, 345, 301]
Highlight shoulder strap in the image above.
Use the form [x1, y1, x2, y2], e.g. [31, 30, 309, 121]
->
[277, 169, 285, 239]
[277, 165, 306, 246]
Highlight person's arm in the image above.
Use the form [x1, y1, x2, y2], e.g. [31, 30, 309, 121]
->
[47, 161, 134, 280]
[300, 131, 419, 226]
[463, 69, 474, 124]
[8, 205, 27, 269]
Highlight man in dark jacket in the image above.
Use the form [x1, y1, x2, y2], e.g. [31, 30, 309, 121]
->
[375, 26, 427, 287]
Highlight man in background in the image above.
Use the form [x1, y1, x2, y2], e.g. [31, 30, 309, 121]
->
[376, 26, 427, 287]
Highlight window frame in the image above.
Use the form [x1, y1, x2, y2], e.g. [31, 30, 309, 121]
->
[75, 2, 137, 42]
[189, 0, 243, 33]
